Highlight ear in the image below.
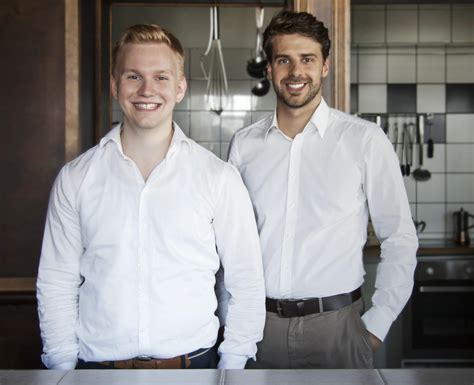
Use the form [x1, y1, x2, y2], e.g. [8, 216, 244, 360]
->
[266, 61, 273, 80]
[322, 57, 330, 78]
[176, 76, 187, 103]
[111, 76, 118, 100]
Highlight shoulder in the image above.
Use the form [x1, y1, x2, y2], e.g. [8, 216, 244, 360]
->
[57, 145, 100, 188]
[329, 108, 387, 144]
[231, 113, 273, 145]
[185, 139, 231, 175]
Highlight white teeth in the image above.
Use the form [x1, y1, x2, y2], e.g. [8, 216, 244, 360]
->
[288, 83, 304, 89]
[134, 103, 158, 110]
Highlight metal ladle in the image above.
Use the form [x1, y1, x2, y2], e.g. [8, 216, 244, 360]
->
[412, 115, 431, 181]
[247, 7, 267, 79]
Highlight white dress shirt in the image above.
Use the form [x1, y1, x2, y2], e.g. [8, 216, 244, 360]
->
[37, 123, 265, 370]
[228, 99, 418, 341]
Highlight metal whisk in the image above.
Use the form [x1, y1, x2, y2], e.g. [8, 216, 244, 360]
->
[200, 6, 228, 115]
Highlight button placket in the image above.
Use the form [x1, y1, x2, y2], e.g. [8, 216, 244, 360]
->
[279, 135, 302, 296]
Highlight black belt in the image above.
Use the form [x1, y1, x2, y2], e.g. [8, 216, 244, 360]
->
[266, 287, 361, 318]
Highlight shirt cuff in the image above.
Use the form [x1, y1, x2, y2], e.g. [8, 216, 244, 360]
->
[361, 306, 394, 342]
[217, 353, 249, 369]
[48, 360, 77, 370]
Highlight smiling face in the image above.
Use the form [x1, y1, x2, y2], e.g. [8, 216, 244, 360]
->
[111, 42, 186, 133]
[267, 33, 329, 112]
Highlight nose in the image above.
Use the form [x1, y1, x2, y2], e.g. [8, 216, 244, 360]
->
[138, 78, 155, 97]
[289, 61, 303, 77]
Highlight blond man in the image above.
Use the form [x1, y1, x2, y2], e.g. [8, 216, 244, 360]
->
[37, 24, 265, 370]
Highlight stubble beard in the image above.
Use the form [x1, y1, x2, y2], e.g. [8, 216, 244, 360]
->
[273, 78, 321, 109]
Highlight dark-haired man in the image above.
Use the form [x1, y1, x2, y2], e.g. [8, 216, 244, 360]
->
[229, 10, 417, 369]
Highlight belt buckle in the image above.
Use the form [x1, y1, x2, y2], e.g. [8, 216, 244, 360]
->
[135, 355, 153, 362]
[276, 300, 285, 317]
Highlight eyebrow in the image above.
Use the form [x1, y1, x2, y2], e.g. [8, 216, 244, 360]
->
[122, 68, 173, 75]
[274, 53, 318, 59]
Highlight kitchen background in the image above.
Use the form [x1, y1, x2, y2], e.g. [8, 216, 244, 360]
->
[351, 3, 474, 241]
[111, 3, 474, 242]
[0, 0, 473, 370]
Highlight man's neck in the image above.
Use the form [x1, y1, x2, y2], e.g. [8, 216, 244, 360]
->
[121, 122, 174, 181]
[276, 97, 322, 139]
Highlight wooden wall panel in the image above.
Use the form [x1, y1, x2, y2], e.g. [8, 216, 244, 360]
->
[0, 0, 66, 277]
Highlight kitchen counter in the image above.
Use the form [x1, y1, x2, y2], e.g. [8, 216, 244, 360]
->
[1, 369, 473, 385]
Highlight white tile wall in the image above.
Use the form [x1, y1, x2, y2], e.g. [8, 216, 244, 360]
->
[189, 80, 210, 111]
[251, 111, 272, 123]
[222, 48, 254, 80]
[352, 4, 474, 238]
[417, 203, 446, 236]
[452, 5, 474, 43]
[386, 5, 418, 44]
[419, 5, 451, 43]
[422, 144, 445, 173]
[221, 111, 251, 141]
[351, 51, 358, 84]
[404, 177, 416, 203]
[173, 111, 190, 137]
[446, 114, 474, 143]
[221, 142, 230, 161]
[416, 173, 446, 203]
[446, 54, 474, 83]
[387, 54, 416, 83]
[227, 80, 252, 111]
[359, 50, 387, 84]
[189, 111, 220, 141]
[447, 144, 474, 173]
[358, 85, 387, 113]
[416, 84, 445, 113]
[352, 5, 386, 44]
[447, 174, 474, 202]
[417, 50, 446, 84]
[251, 86, 276, 111]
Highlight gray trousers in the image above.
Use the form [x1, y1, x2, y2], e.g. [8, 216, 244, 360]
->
[247, 298, 373, 369]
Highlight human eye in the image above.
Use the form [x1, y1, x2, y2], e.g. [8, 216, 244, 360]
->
[277, 57, 289, 65]
[302, 57, 315, 64]
[156, 75, 169, 81]
[126, 74, 140, 81]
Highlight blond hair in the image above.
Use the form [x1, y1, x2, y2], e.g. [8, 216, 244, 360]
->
[112, 24, 185, 77]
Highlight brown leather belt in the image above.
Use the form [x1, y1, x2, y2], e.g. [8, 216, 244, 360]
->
[98, 348, 209, 369]
[266, 287, 361, 318]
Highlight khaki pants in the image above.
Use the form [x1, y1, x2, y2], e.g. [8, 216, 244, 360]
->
[247, 298, 373, 369]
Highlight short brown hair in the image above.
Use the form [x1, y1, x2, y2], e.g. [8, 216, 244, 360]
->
[112, 24, 185, 77]
[263, 10, 331, 61]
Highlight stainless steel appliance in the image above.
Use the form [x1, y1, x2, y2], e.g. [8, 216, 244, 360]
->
[402, 256, 474, 368]
[453, 208, 474, 246]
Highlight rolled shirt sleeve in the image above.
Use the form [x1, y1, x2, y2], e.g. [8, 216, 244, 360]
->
[212, 164, 266, 369]
[37, 165, 83, 369]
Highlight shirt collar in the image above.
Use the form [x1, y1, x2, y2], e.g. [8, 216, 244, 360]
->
[265, 97, 330, 140]
[99, 121, 192, 157]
